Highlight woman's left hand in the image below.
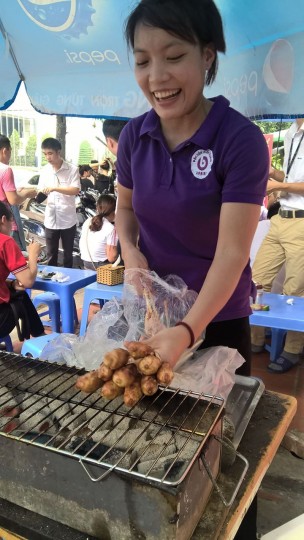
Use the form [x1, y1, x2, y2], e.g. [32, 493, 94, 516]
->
[142, 326, 191, 369]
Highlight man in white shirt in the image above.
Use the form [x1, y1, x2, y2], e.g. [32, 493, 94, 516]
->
[38, 138, 80, 267]
[252, 118, 304, 373]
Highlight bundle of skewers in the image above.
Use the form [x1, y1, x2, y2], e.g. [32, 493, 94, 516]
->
[75, 342, 174, 407]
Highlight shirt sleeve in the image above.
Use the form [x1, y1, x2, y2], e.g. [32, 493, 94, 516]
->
[69, 165, 81, 189]
[2, 167, 16, 192]
[116, 123, 133, 189]
[106, 226, 118, 246]
[2, 237, 28, 274]
[220, 121, 269, 206]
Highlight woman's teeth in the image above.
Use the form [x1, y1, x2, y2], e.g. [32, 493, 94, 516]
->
[153, 90, 180, 100]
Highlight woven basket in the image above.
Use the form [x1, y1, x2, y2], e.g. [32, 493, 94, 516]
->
[97, 264, 124, 286]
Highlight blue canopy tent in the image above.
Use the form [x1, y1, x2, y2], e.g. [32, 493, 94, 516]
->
[0, 0, 303, 119]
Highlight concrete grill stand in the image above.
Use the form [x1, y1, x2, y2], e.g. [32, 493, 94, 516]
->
[0, 351, 239, 540]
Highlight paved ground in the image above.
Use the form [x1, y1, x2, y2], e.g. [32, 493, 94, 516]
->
[4, 287, 304, 538]
[257, 446, 304, 537]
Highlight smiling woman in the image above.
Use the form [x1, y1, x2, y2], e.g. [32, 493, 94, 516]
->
[115, 2, 269, 537]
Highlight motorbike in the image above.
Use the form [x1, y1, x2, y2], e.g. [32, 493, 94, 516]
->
[19, 190, 98, 268]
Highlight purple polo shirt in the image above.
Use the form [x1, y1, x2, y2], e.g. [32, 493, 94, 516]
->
[117, 96, 269, 322]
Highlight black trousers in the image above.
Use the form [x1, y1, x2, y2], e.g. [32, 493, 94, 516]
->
[200, 316, 251, 376]
[0, 293, 44, 339]
[45, 224, 76, 268]
[200, 317, 257, 540]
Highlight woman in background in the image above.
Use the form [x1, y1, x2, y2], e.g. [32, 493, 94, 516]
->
[0, 202, 45, 340]
[79, 165, 94, 192]
[79, 194, 118, 270]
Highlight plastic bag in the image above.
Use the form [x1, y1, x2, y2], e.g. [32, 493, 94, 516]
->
[40, 270, 198, 371]
[171, 346, 245, 402]
[40, 333, 78, 364]
[123, 269, 198, 340]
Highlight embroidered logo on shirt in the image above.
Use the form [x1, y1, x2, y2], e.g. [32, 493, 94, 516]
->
[191, 149, 213, 179]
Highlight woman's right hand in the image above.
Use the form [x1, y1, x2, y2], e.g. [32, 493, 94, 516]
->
[122, 245, 149, 270]
[27, 241, 42, 259]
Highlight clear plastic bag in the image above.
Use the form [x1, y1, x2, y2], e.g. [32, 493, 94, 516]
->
[172, 346, 245, 402]
[123, 269, 198, 339]
[40, 270, 198, 371]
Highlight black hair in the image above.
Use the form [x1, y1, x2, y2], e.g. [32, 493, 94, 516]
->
[125, 0, 226, 85]
[41, 137, 62, 151]
[0, 134, 11, 151]
[102, 120, 129, 142]
[90, 194, 116, 232]
[79, 164, 92, 176]
[100, 159, 111, 172]
[0, 201, 13, 221]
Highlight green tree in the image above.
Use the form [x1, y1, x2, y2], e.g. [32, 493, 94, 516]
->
[25, 134, 37, 167]
[9, 129, 21, 166]
[254, 120, 292, 134]
[78, 140, 94, 165]
[255, 120, 293, 170]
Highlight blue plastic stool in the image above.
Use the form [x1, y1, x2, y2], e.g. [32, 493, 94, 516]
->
[0, 335, 13, 352]
[33, 292, 61, 332]
[33, 292, 78, 333]
[79, 282, 123, 336]
[265, 329, 287, 361]
[21, 332, 60, 358]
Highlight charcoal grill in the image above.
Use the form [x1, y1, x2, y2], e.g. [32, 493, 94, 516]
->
[0, 351, 247, 540]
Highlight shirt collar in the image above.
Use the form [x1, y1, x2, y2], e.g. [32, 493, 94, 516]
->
[139, 95, 231, 149]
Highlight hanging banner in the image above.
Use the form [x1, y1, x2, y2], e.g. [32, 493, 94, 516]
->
[0, 0, 303, 118]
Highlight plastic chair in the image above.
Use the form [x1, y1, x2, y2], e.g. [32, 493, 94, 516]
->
[79, 282, 123, 336]
[21, 332, 60, 358]
[0, 335, 13, 352]
[33, 292, 78, 333]
[265, 329, 287, 361]
[33, 292, 61, 332]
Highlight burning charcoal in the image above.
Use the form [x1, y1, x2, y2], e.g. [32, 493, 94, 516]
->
[111, 415, 132, 431]
[137, 453, 184, 478]
[18, 410, 57, 435]
[59, 413, 87, 431]
[67, 437, 109, 460]
[102, 395, 125, 412]
[90, 428, 129, 448]
[46, 398, 71, 421]
[139, 442, 176, 462]
[105, 447, 137, 469]
[174, 432, 201, 450]
[118, 428, 148, 451]
[146, 429, 175, 447]
[71, 404, 88, 416]
[0, 387, 18, 409]
[0, 416, 20, 433]
[0, 414, 20, 432]
[23, 393, 50, 413]
[87, 410, 113, 431]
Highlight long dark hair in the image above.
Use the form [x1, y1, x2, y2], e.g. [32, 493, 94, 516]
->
[0, 201, 13, 221]
[124, 0, 226, 85]
[90, 194, 116, 232]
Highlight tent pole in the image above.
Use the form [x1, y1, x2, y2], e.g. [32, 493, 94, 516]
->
[0, 17, 24, 81]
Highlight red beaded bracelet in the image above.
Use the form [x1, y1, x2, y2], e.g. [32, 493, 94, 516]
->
[175, 321, 195, 348]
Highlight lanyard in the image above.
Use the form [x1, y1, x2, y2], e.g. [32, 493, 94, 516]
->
[286, 130, 304, 179]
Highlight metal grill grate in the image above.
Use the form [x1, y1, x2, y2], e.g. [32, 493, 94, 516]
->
[0, 351, 224, 486]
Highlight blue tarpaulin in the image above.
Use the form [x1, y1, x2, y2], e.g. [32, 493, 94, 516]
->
[0, 0, 303, 119]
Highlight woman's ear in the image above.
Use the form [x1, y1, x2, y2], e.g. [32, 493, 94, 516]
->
[203, 45, 216, 71]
